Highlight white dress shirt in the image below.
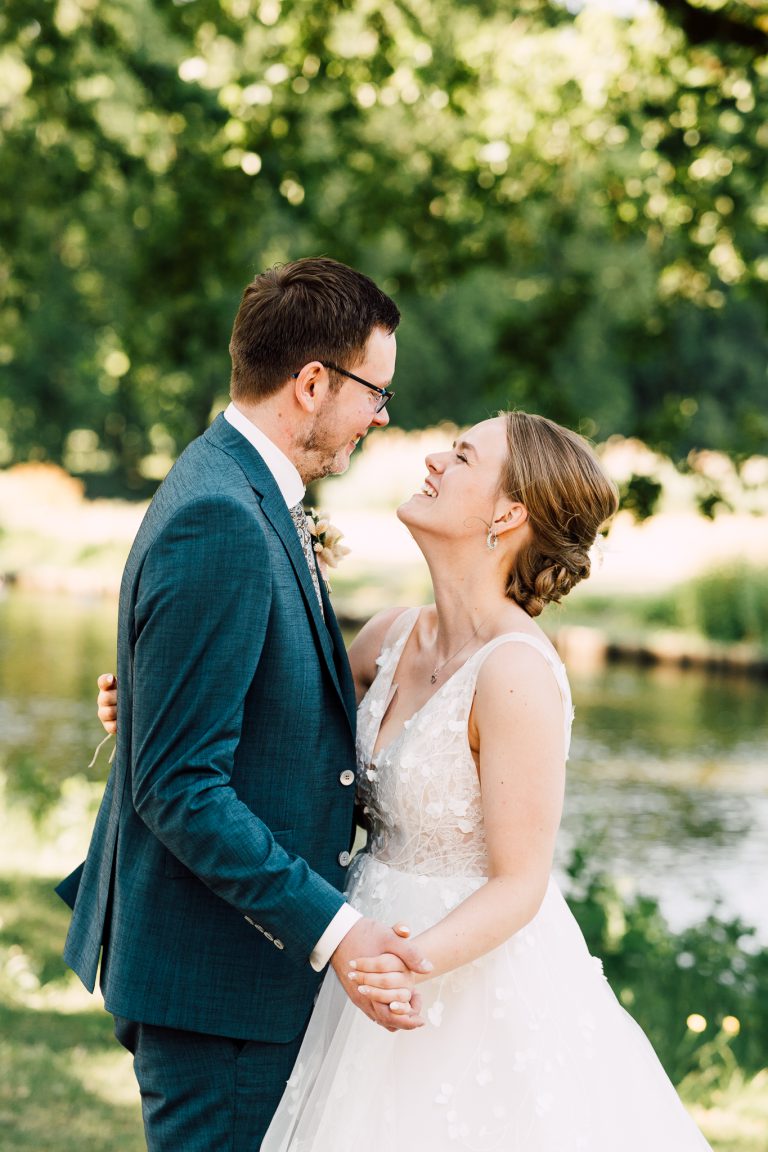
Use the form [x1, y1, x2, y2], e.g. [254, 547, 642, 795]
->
[223, 403, 361, 970]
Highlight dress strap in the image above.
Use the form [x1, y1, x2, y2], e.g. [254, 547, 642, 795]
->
[375, 606, 420, 668]
[366, 608, 421, 744]
[468, 632, 573, 754]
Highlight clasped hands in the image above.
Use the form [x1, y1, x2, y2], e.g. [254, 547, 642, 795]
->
[330, 917, 432, 1032]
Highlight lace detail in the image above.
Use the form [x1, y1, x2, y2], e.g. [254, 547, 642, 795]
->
[355, 608, 573, 878]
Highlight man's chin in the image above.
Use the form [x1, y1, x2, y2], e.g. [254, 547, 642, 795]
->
[329, 444, 357, 475]
[318, 456, 349, 479]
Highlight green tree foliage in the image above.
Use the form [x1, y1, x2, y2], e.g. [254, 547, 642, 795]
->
[0, 0, 766, 493]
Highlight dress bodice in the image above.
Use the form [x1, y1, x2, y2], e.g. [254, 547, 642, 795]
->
[355, 607, 573, 879]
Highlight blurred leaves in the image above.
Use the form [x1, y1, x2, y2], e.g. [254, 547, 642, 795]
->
[566, 842, 768, 1090]
[1, 0, 766, 493]
[619, 472, 664, 520]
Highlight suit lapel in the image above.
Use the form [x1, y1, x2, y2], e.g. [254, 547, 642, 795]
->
[321, 580, 358, 729]
[206, 415, 354, 730]
[259, 487, 339, 660]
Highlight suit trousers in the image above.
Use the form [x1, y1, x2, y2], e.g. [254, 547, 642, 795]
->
[114, 1016, 306, 1151]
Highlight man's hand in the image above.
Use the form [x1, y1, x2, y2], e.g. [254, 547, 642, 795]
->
[97, 674, 118, 734]
[330, 918, 432, 1031]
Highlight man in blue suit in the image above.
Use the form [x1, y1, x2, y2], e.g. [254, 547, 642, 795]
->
[58, 258, 429, 1150]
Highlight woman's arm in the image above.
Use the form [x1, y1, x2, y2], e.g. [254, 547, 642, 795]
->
[349, 643, 566, 993]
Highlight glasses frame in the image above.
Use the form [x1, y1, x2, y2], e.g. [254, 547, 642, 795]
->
[291, 362, 394, 413]
[321, 361, 395, 413]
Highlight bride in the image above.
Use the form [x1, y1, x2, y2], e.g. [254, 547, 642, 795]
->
[98, 412, 712, 1151]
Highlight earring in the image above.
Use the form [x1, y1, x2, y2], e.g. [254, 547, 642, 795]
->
[486, 527, 498, 551]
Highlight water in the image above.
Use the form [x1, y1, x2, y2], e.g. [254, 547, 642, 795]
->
[558, 663, 768, 939]
[1, 589, 766, 938]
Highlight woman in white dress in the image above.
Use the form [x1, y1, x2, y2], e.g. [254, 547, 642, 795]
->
[98, 411, 713, 1151]
[260, 411, 711, 1151]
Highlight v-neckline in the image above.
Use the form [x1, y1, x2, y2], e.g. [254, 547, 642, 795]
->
[370, 608, 434, 763]
[367, 609, 568, 766]
[369, 610, 484, 764]
[371, 668, 459, 765]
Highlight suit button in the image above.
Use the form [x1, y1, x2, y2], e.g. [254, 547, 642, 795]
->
[339, 770, 355, 786]
[274, 939, 284, 950]
[264, 931, 274, 942]
[338, 851, 351, 867]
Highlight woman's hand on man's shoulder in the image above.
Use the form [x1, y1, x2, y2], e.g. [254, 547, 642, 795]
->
[97, 673, 118, 734]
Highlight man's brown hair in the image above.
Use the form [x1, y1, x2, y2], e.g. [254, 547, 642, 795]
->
[229, 257, 400, 402]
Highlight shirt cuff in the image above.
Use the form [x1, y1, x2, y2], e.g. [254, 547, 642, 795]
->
[309, 903, 362, 972]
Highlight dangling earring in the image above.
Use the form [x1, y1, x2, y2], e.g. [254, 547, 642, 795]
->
[486, 526, 498, 551]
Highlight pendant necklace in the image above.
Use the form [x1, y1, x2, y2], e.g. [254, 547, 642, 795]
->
[430, 615, 491, 684]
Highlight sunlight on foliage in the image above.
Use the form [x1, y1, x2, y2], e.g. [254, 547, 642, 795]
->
[0, 0, 765, 494]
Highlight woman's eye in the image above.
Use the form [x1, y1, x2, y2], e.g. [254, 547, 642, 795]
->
[456, 452, 468, 463]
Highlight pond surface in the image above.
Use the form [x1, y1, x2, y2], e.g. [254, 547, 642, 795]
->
[1, 590, 766, 938]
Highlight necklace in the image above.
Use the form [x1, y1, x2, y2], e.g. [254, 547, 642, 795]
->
[430, 615, 490, 684]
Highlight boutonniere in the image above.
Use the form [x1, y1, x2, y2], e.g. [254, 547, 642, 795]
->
[306, 509, 351, 589]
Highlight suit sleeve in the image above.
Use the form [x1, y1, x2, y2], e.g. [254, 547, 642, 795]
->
[129, 495, 345, 962]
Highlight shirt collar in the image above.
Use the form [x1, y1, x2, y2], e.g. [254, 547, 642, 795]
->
[223, 402, 305, 508]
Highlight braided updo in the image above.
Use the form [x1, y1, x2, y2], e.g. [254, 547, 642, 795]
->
[499, 412, 619, 617]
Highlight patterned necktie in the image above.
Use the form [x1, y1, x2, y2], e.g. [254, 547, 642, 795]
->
[289, 502, 324, 613]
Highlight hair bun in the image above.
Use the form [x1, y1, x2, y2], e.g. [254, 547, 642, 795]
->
[499, 413, 618, 617]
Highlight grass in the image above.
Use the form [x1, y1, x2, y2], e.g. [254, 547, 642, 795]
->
[688, 1071, 768, 1151]
[0, 875, 144, 1151]
[0, 870, 765, 1151]
[0, 1002, 144, 1151]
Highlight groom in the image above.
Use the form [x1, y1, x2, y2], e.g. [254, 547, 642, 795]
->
[58, 258, 429, 1151]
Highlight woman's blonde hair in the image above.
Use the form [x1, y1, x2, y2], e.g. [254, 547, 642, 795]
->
[499, 412, 619, 617]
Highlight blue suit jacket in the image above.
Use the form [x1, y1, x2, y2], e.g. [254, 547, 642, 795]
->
[60, 414, 358, 1042]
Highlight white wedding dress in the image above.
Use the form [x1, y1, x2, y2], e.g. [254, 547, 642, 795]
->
[262, 608, 711, 1151]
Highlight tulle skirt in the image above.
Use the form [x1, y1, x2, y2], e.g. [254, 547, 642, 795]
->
[261, 854, 711, 1151]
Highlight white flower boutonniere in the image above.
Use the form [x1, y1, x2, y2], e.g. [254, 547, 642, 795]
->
[306, 509, 351, 588]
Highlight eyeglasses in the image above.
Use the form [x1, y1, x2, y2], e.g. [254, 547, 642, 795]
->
[291, 362, 394, 413]
[322, 362, 395, 413]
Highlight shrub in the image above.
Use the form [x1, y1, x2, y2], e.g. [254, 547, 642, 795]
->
[685, 564, 768, 645]
[565, 845, 768, 1093]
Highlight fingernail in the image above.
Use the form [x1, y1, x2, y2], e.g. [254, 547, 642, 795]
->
[347, 972, 358, 981]
[358, 986, 370, 996]
[419, 960, 434, 972]
[349, 960, 357, 970]
[390, 1002, 405, 1012]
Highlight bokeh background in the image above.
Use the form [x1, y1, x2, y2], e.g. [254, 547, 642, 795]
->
[1, 0, 767, 1148]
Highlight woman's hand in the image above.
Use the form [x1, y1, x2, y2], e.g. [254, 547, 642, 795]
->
[347, 953, 424, 1008]
[97, 673, 118, 734]
[346, 922, 427, 1007]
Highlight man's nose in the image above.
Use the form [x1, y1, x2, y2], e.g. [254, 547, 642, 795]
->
[372, 406, 390, 428]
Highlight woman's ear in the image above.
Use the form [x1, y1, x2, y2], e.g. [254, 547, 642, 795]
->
[493, 502, 528, 537]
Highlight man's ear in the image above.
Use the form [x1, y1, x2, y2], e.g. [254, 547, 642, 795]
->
[493, 502, 528, 537]
[292, 362, 329, 414]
